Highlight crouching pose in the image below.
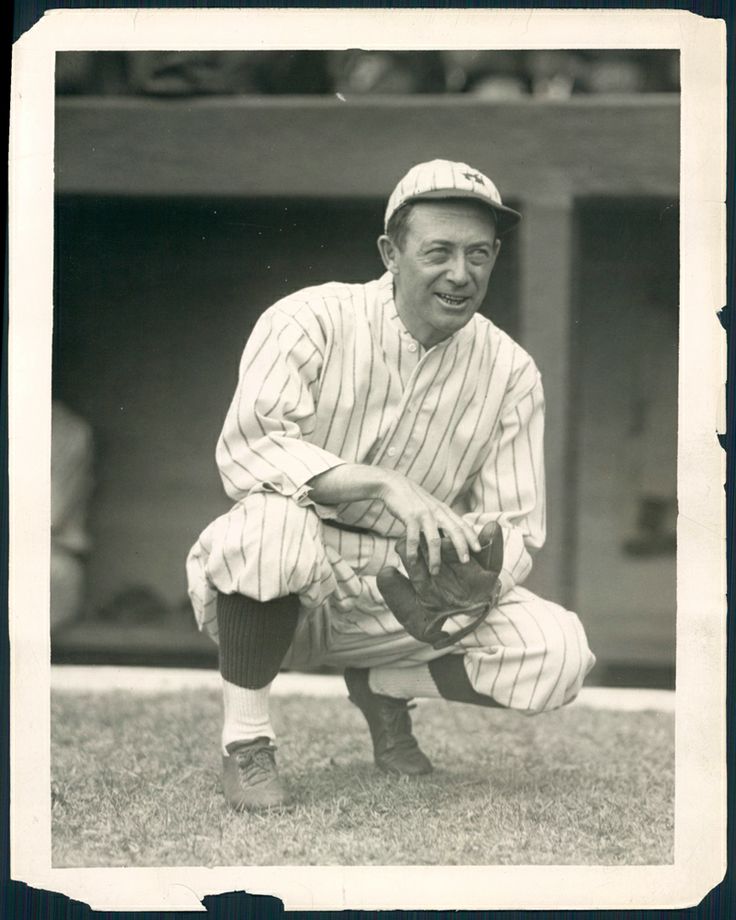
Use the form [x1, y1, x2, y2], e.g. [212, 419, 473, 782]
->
[187, 159, 596, 810]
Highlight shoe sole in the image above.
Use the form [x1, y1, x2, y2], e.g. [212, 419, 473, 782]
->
[375, 760, 434, 777]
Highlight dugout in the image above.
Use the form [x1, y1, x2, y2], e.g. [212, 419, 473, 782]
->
[51, 93, 679, 688]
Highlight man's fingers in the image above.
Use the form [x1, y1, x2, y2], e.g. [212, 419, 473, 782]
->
[462, 520, 482, 554]
[434, 507, 481, 559]
[404, 520, 421, 564]
[439, 518, 472, 563]
[419, 515, 442, 574]
[406, 550, 431, 585]
[439, 511, 481, 554]
[390, 479, 481, 571]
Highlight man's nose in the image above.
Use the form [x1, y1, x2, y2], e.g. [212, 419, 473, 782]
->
[445, 254, 470, 285]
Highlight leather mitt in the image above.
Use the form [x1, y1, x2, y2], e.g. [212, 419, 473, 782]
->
[377, 520, 504, 650]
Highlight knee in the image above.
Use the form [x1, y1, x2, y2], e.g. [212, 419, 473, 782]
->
[241, 491, 323, 545]
[245, 488, 327, 566]
[527, 609, 595, 713]
[246, 489, 316, 520]
[204, 491, 326, 599]
[561, 627, 596, 706]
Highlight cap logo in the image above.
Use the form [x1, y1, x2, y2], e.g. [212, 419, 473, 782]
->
[463, 171, 486, 185]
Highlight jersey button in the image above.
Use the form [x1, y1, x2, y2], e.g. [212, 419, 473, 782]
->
[407, 342, 418, 353]
[387, 446, 397, 457]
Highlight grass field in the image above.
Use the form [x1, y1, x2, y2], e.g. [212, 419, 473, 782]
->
[51, 689, 674, 867]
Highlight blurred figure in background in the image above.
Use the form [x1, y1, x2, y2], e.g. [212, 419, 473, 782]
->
[125, 52, 262, 95]
[327, 50, 446, 94]
[580, 50, 679, 94]
[442, 51, 529, 97]
[55, 51, 129, 94]
[55, 51, 332, 96]
[124, 51, 331, 96]
[581, 50, 648, 94]
[525, 51, 585, 98]
[55, 49, 679, 98]
[51, 401, 94, 628]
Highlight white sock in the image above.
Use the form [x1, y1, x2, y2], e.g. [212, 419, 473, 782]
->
[221, 678, 275, 753]
[368, 664, 441, 700]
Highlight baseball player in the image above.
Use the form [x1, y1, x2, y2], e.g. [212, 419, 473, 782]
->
[187, 159, 596, 811]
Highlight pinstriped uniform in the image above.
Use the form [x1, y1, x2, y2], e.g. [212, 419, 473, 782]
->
[186, 272, 595, 713]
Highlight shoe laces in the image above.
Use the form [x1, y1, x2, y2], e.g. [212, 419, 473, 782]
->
[233, 743, 278, 787]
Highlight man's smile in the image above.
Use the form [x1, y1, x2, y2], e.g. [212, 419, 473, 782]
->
[435, 292, 471, 307]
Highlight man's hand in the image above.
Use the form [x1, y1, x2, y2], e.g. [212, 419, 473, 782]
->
[375, 471, 480, 574]
[307, 464, 480, 573]
[377, 520, 504, 649]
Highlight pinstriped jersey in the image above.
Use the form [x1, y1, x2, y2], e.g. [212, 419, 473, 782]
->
[213, 271, 545, 594]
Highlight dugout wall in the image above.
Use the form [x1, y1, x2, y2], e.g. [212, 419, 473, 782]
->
[51, 95, 679, 686]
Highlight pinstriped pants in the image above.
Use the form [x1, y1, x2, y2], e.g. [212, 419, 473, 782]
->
[187, 492, 596, 714]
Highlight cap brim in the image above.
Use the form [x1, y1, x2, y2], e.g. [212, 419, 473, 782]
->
[396, 189, 522, 235]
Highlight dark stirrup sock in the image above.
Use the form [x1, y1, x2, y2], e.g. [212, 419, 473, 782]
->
[428, 655, 504, 708]
[217, 592, 300, 690]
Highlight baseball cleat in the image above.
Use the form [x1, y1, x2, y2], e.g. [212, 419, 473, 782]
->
[222, 737, 290, 811]
[344, 667, 433, 776]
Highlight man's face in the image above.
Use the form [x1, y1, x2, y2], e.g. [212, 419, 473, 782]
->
[378, 200, 501, 348]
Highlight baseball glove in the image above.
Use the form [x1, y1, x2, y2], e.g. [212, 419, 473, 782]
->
[377, 520, 504, 650]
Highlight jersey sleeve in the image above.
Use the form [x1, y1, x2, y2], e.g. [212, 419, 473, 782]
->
[462, 369, 546, 596]
[215, 303, 346, 508]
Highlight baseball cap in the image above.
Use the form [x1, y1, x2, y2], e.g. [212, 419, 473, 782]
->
[384, 159, 521, 235]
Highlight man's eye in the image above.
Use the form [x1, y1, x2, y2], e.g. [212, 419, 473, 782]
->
[426, 248, 448, 259]
[468, 250, 491, 264]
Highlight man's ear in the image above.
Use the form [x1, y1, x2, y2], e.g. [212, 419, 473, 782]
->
[377, 235, 399, 274]
[489, 237, 502, 270]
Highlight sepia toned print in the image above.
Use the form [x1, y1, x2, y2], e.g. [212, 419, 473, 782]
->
[9, 9, 726, 912]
